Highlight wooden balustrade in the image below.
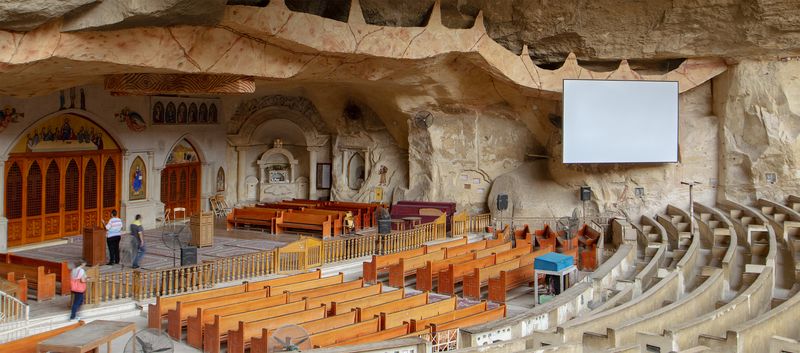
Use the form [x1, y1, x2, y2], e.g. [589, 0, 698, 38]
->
[85, 269, 135, 304]
[468, 214, 491, 233]
[0, 288, 28, 324]
[211, 250, 275, 283]
[452, 212, 469, 238]
[323, 234, 378, 263]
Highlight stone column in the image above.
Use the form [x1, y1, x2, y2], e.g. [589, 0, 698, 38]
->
[201, 162, 211, 212]
[307, 147, 320, 200]
[147, 151, 156, 201]
[0, 158, 7, 252]
[236, 146, 248, 205]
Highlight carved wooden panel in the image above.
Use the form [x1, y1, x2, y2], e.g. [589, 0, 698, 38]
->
[102, 158, 116, 208]
[6, 162, 22, 219]
[105, 74, 255, 96]
[26, 162, 42, 217]
[65, 214, 80, 233]
[45, 160, 60, 215]
[84, 159, 98, 210]
[7, 221, 22, 242]
[44, 215, 60, 236]
[65, 160, 79, 212]
[26, 219, 41, 239]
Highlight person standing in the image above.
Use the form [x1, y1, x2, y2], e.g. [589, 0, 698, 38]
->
[130, 214, 146, 269]
[104, 210, 123, 266]
[69, 261, 87, 320]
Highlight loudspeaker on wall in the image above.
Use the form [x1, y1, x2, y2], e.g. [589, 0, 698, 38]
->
[497, 194, 509, 211]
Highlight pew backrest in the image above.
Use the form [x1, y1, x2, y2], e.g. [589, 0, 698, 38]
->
[267, 273, 343, 296]
[381, 296, 457, 329]
[245, 269, 322, 292]
[330, 288, 405, 316]
[357, 292, 428, 322]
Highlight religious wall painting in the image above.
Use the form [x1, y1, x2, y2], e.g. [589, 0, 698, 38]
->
[216, 167, 225, 192]
[166, 139, 199, 165]
[116, 107, 146, 132]
[15, 114, 118, 153]
[129, 156, 146, 200]
[316, 163, 331, 190]
[378, 165, 388, 186]
[0, 105, 23, 132]
[58, 87, 86, 110]
[152, 96, 220, 125]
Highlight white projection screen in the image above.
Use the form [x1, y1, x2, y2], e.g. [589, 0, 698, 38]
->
[562, 79, 679, 163]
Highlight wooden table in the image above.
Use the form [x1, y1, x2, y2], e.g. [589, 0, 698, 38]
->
[37, 320, 136, 353]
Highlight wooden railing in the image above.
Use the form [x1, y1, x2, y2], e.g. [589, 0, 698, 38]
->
[468, 213, 491, 233]
[0, 289, 27, 324]
[83, 212, 471, 304]
[452, 212, 469, 238]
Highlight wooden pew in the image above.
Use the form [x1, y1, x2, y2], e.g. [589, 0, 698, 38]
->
[462, 256, 531, 300]
[1, 253, 70, 295]
[285, 279, 364, 303]
[330, 288, 405, 316]
[304, 283, 383, 312]
[363, 247, 426, 284]
[416, 253, 476, 292]
[265, 273, 344, 296]
[437, 254, 497, 295]
[0, 321, 84, 353]
[299, 209, 349, 233]
[330, 323, 410, 347]
[423, 237, 468, 253]
[274, 213, 333, 238]
[331, 201, 380, 226]
[148, 283, 247, 329]
[183, 293, 287, 347]
[225, 207, 281, 232]
[409, 301, 488, 332]
[256, 203, 305, 210]
[318, 206, 367, 229]
[309, 317, 382, 348]
[0, 263, 55, 301]
[487, 246, 555, 303]
[224, 305, 327, 353]
[445, 240, 489, 258]
[250, 311, 359, 353]
[200, 300, 307, 352]
[167, 288, 270, 340]
[245, 269, 322, 292]
[381, 296, 457, 329]
[429, 305, 506, 332]
[356, 292, 429, 322]
[474, 241, 513, 258]
[388, 250, 446, 287]
[2, 275, 28, 303]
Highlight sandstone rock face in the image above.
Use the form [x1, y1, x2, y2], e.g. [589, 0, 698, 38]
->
[714, 60, 800, 203]
[0, 0, 98, 31]
[61, 0, 227, 32]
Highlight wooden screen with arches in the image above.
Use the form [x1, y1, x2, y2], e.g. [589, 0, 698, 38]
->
[161, 163, 201, 218]
[5, 153, 120, 247]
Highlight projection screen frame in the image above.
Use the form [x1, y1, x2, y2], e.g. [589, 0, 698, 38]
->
[561, 79, 680, 164]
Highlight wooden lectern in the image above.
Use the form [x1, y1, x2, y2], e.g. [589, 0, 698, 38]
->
[83, 227, 106, 266]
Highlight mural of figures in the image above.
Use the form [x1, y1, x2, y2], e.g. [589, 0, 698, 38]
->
[199, 103, 208, 123]
[217, 167, 225, 192]
[189, 103, 198, 123]
[166, 139, 199, 165]
[17, 114, 117, 153]
[165, 102, 176, 123]
[209, 103, 218, 123]
[177, 102, 187, 123]
[130, 157, 146, 201]
[0, 106, 23, 132]
[116, 107, 146, 132]
[152, 101, 164, 124]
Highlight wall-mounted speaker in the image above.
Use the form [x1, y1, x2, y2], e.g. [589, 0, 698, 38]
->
[497, 194, 509, 211]
[580, 186, 592, 201]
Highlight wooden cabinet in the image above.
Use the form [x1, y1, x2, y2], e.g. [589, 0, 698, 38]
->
[189, 212, 214, 247]
[82, 227, 106, 266]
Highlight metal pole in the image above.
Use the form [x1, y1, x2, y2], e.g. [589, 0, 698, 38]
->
[681, 181, 701, 236]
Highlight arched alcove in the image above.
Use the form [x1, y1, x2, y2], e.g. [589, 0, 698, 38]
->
[161, 138, 202, 216]
[257, 147, 300, 202]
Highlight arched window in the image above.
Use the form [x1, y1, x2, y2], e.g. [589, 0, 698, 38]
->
[102, 159, 116, 208]
[45, 161, 60, 214]
[26, 162, 42, 217]
[6, 162, 22, 219]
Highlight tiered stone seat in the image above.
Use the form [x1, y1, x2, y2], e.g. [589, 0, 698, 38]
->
[757, 197, 800, 286]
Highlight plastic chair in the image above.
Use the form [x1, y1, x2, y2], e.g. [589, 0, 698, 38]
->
[173, 207, 187, 222]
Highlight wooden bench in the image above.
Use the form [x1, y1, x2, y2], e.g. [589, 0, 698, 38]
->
[409, 301, 488, 332]
[363, 247, 426, 284]
[0, 262, 55, 301]
[381, 296, 457, 329]
[256, 203, 305, 210]
[474, 241, 513, 258]
[330, 288, 405, 316]
[423, 237, 468, 253]
[285, 279, 364, 303]
[200, 300, 309, 352]
[330, 323, 410, 347]
[148, 283, 247, 329]
[330, 201, 380, 227]
[462, 253, 534, 300]
[167, 288, 270, 340]
[184, 292, 287, 348]
[1, 275, 28, 303]
[388, 250, 445, 287]
[225, 207, 281, 232]
[301, 208, 357, 232]
[250, 311, 358, 353]
[309, 317, 383, 347]
[429, 305, 506, 332]
[265, 273, 344, 296]
[0, 321, 84, 353]
[1, 253, 70, 295]
[416, 253, 476, 292]
[275, 213, 333, 238]
[356, 292, 429, 322]
[318, 206, 368, 229]
[486, 245, 555, 303]
[224, 305, 328, 353]
[245, 269, 322, 292]
[304, 283, 382, 312]
[437, 254, 498, 295]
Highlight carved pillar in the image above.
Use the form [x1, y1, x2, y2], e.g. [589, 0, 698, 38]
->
[0, 158, 6, 252]
[308, 147, 318, 200]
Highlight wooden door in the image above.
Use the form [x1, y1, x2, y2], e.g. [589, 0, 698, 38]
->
[63, 159, 82, 236]
[82, 157, 100, 230]
[100, 155, 120, 222]
[161, 163, 201, 218]
[43, 159, 62, 240]
[5, 161, 24, 245]
[25, 160, 43, 244]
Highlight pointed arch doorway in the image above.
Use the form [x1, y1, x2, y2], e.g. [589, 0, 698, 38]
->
[160, 139, 201, 217]
[4, 113, 121, 247]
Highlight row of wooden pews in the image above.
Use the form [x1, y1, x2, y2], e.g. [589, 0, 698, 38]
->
[0, 253, 70, 302]
[149, 267, 506, 352]
[225, 200, 382, 238]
